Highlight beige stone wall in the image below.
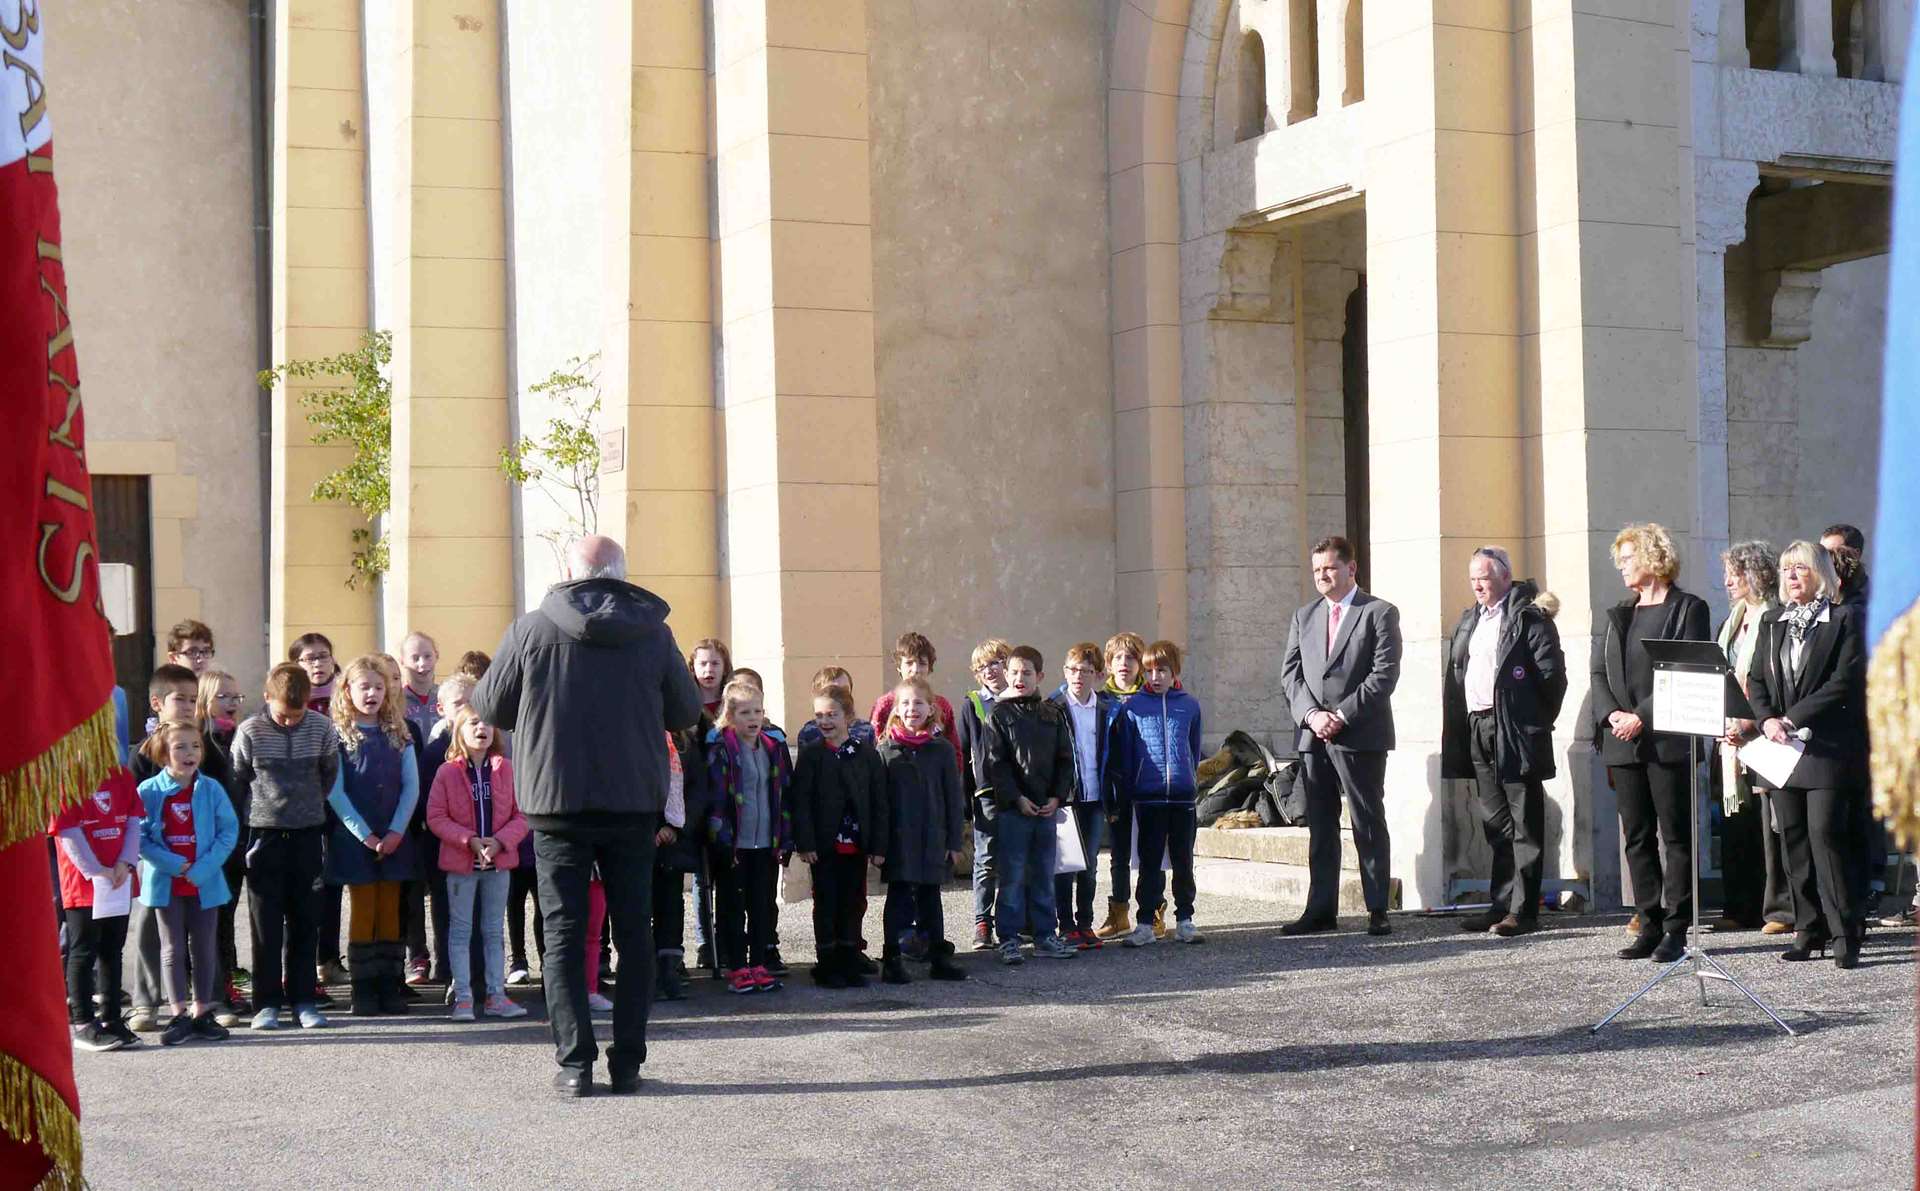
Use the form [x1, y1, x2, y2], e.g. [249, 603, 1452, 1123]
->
[866, 0, 1117, 692]
[46, 1, 267, 698]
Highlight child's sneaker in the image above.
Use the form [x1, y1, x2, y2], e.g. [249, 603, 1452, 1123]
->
[587, 992, 614, 1013]
[1033, 935, 1078, 960]
[727, 968, 759, 995]
[998, 940, 1024, 965]
[250, 1006, 282, 1031]
[191, 1011, 230, 1042]
[482, 994, 528, 1019]
[295, 1004, 329, 1029]
[506, 965, 532, 986]
[450, 998, 476, 1022]
[1174, 918, 1205, 944]
[750, 965, 780, 991]
[211, 1003, 239, 1028]
[972, 921, 994, 951]
[1076, 929, 1103, 951]
[160, 1015, 194, 1046]
[126, 1006, 158, 1033]
[762, 949, 789, 977]
[104, 1018, 141, 1048]
[70, 1021, 121, 1053]
[1122, 922, 1156, 948]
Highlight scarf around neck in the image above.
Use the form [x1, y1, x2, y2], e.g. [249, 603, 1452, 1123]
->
[888, 725, 934, 747]
[1784, 595, 1829, 645]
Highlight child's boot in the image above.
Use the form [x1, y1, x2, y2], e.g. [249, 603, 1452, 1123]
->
[811, 949, 848, 989]
[656, 952, 686, 1001]
[840, 945, 869, 988]
[1094, 899, 1132, 941]
[928, 941, 968, 982]
[376, 943, 410, 1015]
[880, 943, 911, 985]
[347, 942, 381, 1016]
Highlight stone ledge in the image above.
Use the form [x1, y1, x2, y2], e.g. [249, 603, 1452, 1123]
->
[1191, 856, 1400, 912]
[1195, 825, 1358, 870]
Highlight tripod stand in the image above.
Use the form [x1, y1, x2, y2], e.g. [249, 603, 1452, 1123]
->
[1591, 645, 1797, 1036]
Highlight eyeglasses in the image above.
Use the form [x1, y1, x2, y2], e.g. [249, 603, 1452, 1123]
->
[975, 661, 1005, 674]
[1065, 665, 1098, 675]
[298, 652, 333, 665]
[179, 647, 215, 661]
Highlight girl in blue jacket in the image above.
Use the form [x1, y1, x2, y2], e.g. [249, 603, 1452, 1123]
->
[136, 719, 240, 1046]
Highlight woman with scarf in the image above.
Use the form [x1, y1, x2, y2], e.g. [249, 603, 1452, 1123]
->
[1712, 541, 1788, 933]
[1745, 540, 1870, 969]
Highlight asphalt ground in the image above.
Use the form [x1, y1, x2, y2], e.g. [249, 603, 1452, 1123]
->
[73, 889, 1914, 1190]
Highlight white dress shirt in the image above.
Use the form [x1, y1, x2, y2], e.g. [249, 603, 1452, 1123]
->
[1063, 687, 1101, 802]
[1464, 601, 1504, 713]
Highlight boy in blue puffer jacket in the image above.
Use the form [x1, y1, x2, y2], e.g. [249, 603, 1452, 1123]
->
[1109, 640, 1205, 947]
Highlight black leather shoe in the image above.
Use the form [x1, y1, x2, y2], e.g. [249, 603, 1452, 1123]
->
[552, 1068, 594, 1099]
[1617, 934, 1660, 960]
[607, 1069, 642, 1095]
[1459, 910, 1504, 933]
[1491, 914, 1537, 938]
[1833, 932, 1862, 970]
[1279, 916, 1336, 937]
[1367, 911, 1391, 936]
[1780, 930, 1831, 962]
[1650, 932, 1686, 963]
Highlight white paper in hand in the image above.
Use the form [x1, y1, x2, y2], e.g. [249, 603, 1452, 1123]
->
[1737, 736, 1806, 789]
[91, 874, 132, 920]
[1053, 808, 1086, 875]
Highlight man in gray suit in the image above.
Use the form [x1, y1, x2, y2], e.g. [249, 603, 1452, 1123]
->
[1280, 536, 1402, 936]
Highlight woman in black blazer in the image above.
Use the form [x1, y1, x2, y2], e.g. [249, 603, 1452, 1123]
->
[1591, 523, 1712, 962]
[1743, 540, 1870, 969]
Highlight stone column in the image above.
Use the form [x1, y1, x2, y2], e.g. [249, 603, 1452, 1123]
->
[616, 0, 721, 644]
[371, 0, 516, 657]
[1781, 0, 1838, 76]
[713, 0, 883, 724]
[1360, 6, 1528, 907]
[270, 0, 377, 659]
[1692, 160, 1760, 598]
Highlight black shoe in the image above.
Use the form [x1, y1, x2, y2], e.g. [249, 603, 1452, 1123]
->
[160, 1015, 194, 1046]
[1279, 916, 1336, 937]
[1617, 934, 1661, 960]
[1834, 932, 1862, 970]
[552, 1067, 594, 1098]
[696, 943, 714, 971]
[656, 959, 686, 1002]
[763, 948, 789, 977]
[607, 1068, 642, 1095]
[1651, 933, 1687, 963]
[849, 951, 878, 977]
[191, 1011, 231, 1042]
[1367, 911, 1391, 936]
[881, 955, 911, 985]
[1780, 930, 1832, 962]
[71, 1021, 121, 1053]
[103, 1018, 140, 1048]
[1459, 910, 1504, 933]
[811, 963, 847, 989]
[929, 952, 968, 981]
[1491, 915, 1537, 938]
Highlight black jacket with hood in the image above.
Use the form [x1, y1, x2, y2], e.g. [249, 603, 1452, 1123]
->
[471, 578, 703, 824]
[1441, 579, 1567, 784]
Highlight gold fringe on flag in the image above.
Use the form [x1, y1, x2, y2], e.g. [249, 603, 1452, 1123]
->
[0, 700, 117, 851]
[1869, 599, 1920, 851]
[0, 1051, 83, 1191]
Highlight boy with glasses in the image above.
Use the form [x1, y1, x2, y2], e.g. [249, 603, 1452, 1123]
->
[1049, 643, 1116, 947]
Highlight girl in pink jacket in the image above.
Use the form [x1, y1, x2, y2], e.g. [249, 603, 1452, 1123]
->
[427, 706, 530, 1022]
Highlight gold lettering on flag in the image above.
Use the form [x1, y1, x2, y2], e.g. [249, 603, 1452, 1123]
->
[0, 0, 37, 52]
[2, 47, 43, 139]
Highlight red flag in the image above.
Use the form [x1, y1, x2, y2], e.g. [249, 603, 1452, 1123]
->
[1, 8, 120, 1187]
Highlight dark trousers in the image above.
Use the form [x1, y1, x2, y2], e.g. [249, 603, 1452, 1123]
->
[1760, 792, 1795, 924]
[64, 909, 128, 1024]
[1107, 802, 1132, 905]
[318, 879, 344, 965]
[1772, 786, 1865, 939]
[1612, 759, 1692, 934]
[1133, 803, 1197, 922]
[217, 853, 244, 990]
[716, 847, 779, 970]
[652, 864, 685, 957]
[885, 882, 945, 949]
[1300, 741, 1391, 917]
[401, 877, 430, 967]
[509, 863, 545, 968]
[532, 816, 657, 1075]
[1718, 795, 1767, 925]
[1055, 802, 1108, 933]
[810, 851, 867, 956]
[1468, 712, 1544, 919]
[247, 828, 324, 1010]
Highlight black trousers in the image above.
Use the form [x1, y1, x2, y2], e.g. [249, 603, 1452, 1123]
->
[64, 909, 128, 1024]
[1134, 803, 1197, 921]
[885, 882, 944, 949]
[1468, 712, 1545, 919]
[1055, 801, 1106, 933]
[318, 879, 344, 966]
[652, 864, 685, 956]
[509, 863, 546, 968]
[1107, 801, 1132, 906]
[1718, 795, 1767, 925]
[1300, 741, 1392, 917]
[716, 847, 779, 970]
[1612, 759, 1692, 933]
[217, 852, 245, 990]
[1772, 786, 1865, 939]
[1760, 792, 1795, 924]
[532, 816, 657, 1075]
[247, 827, 324, 1009]
[810, 851, 866, 956]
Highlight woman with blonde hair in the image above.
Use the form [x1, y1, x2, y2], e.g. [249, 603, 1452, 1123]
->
[1592, 522, 1711, 962]
[1745, 540, 1870, 969]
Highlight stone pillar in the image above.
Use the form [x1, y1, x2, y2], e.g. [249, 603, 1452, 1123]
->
[1781, 0, 1838, 76]
[270, 0, 377, 659]
[616, 0, 720, 644]
[371, 0, 516, 657]
[712, 0, 883, 725]
[1863, 0, 1912, 82]
[1525, 3, 1695, 907]
[1362, 6, 1528, 908]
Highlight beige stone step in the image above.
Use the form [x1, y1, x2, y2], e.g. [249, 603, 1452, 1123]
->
[1194, 825, 1358, 870]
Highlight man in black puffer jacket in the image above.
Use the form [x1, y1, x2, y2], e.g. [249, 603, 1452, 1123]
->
[983, 646, 1078, 966]
[472, 536, 702, 1099]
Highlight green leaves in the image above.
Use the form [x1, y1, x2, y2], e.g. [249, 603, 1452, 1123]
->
[259, 331, 393, 589]
[500, 353, 603, 566]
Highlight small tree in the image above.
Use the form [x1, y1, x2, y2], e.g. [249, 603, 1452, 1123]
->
[259, 331, 392, 589]
[500, 354, 603, 569]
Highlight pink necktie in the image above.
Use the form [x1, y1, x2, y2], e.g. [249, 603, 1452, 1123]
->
[1327, 601, 1343, 652]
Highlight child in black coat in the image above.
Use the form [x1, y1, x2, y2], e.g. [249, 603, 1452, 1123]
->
[792, 686, 888, 988]
[876, 678, 969, 983]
